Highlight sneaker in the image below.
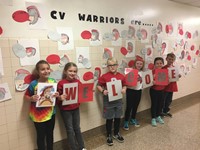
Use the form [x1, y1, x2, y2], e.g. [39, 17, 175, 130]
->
[151, 118, 157, 127]
[130, 119, 140, 127]
[113, 133, 124, 143]
[162, 112, 172, 117]
[106, 135, 113, 146]
[160, 113, 165, 117]
[166, 112, 172, 117]
[156, 116, 164, 124]
[123, 121, 129, 131]
[82, 148, 87, 150]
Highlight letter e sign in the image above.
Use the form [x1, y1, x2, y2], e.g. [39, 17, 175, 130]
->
[168, 67, 179, 82]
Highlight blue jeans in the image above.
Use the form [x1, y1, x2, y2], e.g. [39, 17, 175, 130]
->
[60, 108, 85, 150]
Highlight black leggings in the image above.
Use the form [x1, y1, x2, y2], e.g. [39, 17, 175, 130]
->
[106, 118, 120, 136]
[124, 89, 142, 121]
[150, 88, 164, 118]
[34, 115, 55, 150]
[163, 92, 173, 113]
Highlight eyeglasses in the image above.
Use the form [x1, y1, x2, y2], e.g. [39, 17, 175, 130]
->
[107, 64, 118, 67]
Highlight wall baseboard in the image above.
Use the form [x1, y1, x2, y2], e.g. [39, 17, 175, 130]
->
[53, 91, 200, 150]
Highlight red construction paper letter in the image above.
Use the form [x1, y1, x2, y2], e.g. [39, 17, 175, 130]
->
[145, 74, 151, 84]
[125, 69, 138, 86]
[112, 85, 118, 96]
[65, 87, 77, 100]
[171, 69, 176, 78]
[78, 83, 94, 103]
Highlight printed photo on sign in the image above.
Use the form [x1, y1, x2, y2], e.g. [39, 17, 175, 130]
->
[36, 83, 57, 107]
[154, 69, 169, 85]
[168, 67, 179, 82]
[62, 82, 78, 105]
[142, 70, 153, 88]
[106, 78, 122, 102]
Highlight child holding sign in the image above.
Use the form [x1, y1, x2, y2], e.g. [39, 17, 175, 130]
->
[150, 57, 166, 127]
[162, 53, 181, 117]
[57, 62, 86, 150]
[123, 56, 144, 130]
[24, 60, 59, 150]
[97, 57, 126, 146]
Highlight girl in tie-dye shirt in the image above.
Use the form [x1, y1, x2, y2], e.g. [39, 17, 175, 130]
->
[24, 60, 59, 150]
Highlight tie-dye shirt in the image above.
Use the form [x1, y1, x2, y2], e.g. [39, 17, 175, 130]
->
[25, 78, 56, 122]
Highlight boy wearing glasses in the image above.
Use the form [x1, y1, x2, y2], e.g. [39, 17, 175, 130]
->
[97, 57, 127, 146]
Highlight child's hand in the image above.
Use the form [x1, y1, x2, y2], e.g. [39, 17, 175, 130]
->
[31, 95, 39, 102]
[121, 88, 126, 94]
[52, 92, 59, 98]
[59, 94, 67, 101]
[102, 90, 108, 95]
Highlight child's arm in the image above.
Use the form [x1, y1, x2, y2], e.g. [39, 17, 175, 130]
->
[24, 94, 39, 102]
[121, 86, 127, 94]
[97, 84, 108, 95]
[57, 94, 67, 101]
[51, 92, 59, 98]
[24, 83, 39, 102]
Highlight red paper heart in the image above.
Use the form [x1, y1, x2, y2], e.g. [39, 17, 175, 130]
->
[83, 71, 93, 81]
[120, 47, 128, 55]
[148, 63, 154, 70]
[81, 30, 92, 39]
[128, 60, 134, 67]
[12, 10, 29, 23]
[190, 45, 195, 51]
[46, 54, 60, 64]
[0, 26, 3, 35]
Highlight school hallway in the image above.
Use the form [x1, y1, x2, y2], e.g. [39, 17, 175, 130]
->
[85, 95, 200, 150]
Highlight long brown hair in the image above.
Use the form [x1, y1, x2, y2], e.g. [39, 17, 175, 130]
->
[32, 60, 50, 79]
[62, 62, 78, 79]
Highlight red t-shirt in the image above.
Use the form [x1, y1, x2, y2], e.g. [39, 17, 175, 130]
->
[98, 72, 126, 88]
[57, 79, 80, 110]
[163, 65, 178, 92]
[151, 69, 166, 91]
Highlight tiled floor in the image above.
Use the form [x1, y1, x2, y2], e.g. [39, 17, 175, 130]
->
[86, 97, 200, 150]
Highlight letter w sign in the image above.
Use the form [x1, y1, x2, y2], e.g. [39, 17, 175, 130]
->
[62, 82, 78, 105]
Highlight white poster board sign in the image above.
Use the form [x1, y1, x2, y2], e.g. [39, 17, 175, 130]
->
[62, 82, 78, 105]
[106, 78, 122, 102]
[36, 83, 57, 107]
[168, 67, 179, 82]
[142, 70, 153, 88]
